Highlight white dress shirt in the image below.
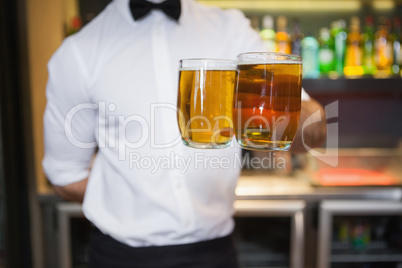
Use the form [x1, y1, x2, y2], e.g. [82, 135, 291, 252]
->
[43, 0, 309, 247]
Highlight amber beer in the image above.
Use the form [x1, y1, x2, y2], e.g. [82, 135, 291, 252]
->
[177, 59, 236, 149]
[234, 53, 302, 151]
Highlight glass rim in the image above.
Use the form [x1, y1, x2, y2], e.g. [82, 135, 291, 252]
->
[180, 58, 236, 63]
[180, 58, 237, 70]
[237, 52, 302, 63]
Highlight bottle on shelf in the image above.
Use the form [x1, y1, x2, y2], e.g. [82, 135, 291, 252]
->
[344, 16, 364, 78]
[291, 19, 303, 56]
[338, 221, 350, 242]
[361, 16, 376, 76]
[301, 33, 320, 78]
[374, 17, 393, 78]
[332, 20, 347, 77]
[276, 16, 291, 54]
[318, 27, 335, 76]
[391, 17, 401, 76]
[66, 15, 82, 36]
[351, 221, 371, 249]
[260, 15, 276, 52]
[250, 16, 260, 32]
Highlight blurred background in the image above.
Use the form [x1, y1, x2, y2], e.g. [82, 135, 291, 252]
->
[0, 0, 401, 267]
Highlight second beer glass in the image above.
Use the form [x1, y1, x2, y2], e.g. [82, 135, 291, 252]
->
[177, 59, 236, 149]
[234, 52, 302, 151]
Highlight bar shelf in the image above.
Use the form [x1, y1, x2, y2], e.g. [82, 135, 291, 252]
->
[303, 78, 402, 97]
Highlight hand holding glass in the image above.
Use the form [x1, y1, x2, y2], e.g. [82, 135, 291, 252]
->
[177, 53, 302, 151]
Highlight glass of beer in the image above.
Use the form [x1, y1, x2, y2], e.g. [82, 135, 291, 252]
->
[234, 52, 302, 151]
[177, 59, 237, 149]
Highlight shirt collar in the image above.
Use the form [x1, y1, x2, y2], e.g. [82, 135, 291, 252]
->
[113, 0, 189, 27]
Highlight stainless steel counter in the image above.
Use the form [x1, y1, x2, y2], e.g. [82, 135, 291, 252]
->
[236, 171, 402, 202]
[39, 171, 402, 204]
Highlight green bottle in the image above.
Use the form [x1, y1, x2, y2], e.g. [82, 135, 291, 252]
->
[333, 20, 347, 77]
[260, 15, 276, 52]
[362, 16, 376, 75]
[302, 34, 320, 78]
[318, 27, 335, 75]
[391, 18, 401, 76]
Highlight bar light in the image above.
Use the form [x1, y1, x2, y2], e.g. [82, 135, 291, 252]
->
[372, 0, 395, 10]
[197, 0, 362, 12]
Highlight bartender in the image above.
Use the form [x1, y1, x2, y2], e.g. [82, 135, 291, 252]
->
[42, 0, 326, 267]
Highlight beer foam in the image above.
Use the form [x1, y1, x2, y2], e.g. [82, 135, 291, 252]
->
[179, 66, 237, 71]
[237, 60, 301, 65]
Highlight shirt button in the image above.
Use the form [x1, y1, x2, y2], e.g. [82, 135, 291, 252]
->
[184, 220, 190, 227]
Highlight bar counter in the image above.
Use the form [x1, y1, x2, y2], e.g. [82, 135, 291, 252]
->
[38, 165, 402, 268]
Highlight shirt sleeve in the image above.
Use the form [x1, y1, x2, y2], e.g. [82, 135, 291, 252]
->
[301, 88, 310, 101]
[42, 37, 97, 186]
[225, 9, 266, 54]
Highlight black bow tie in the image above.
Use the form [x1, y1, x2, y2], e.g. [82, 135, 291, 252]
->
[129, 0, 181, 22]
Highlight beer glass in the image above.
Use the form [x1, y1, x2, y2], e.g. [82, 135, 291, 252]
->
[234, 52, 302, 151]
[177, 59, 237, 149]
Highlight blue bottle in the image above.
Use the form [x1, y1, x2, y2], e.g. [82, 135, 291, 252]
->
[301, 34, 320, 78]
